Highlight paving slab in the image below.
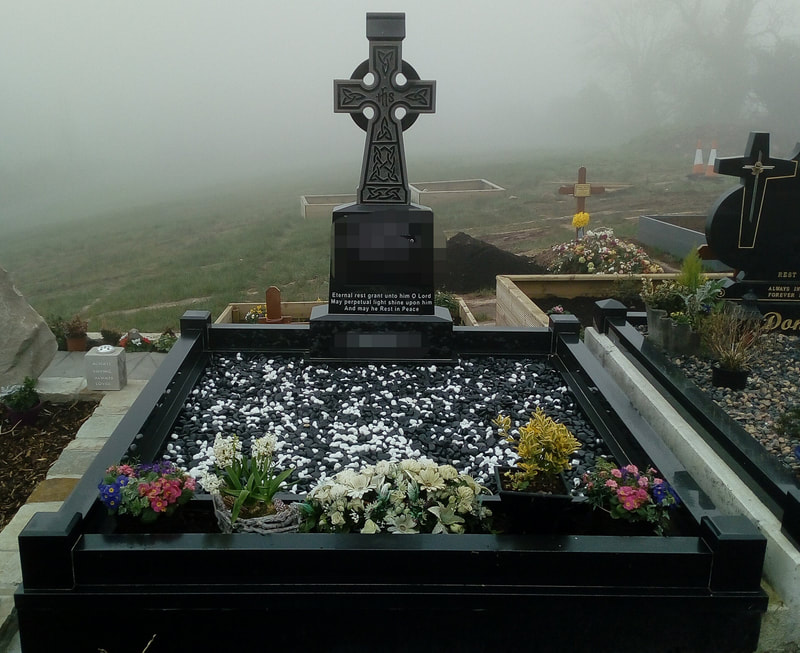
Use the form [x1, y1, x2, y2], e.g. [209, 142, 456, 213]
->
[26, 478, 80, 503]
[35, 377, 102, 404]
[127, 353, 167, 380]
[91, 380, 149, 416]
[75, 414, 124, 439]
[45, 449, 101, 479]
[64, 437, 111, 453]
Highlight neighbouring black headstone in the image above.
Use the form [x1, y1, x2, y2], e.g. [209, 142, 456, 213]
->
[706, 131, 800, 332]
[310, 12, 452, 360]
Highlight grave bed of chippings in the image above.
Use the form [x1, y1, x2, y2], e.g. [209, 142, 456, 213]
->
[162, 354, 612, 494]
[669, 333, 800, 480]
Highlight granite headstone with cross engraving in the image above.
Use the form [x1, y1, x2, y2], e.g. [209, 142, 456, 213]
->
[328, 12, 436, 316]
[706, 131, 800, 332]
[309, 13, 453, 361]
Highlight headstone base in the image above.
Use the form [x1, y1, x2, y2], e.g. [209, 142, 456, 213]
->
[721, 279, 800, 333]
[85, 346, 127, 391]
[308, 305, 454, 362]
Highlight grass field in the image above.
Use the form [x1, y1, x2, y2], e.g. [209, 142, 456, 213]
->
[0, 145, 734, 332]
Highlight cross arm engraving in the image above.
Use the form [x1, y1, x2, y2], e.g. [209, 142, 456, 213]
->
[714, 132, 797, 248]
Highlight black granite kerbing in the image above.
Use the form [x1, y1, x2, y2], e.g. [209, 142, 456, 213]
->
[12, 309, 769, 653]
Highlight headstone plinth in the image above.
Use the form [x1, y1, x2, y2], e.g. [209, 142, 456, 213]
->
[85, 345, 127, 391]
[309, 304, 453, 362]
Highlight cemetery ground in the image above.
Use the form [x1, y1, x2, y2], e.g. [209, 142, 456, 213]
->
[0, 402, 95, 531]
[0, 138, 733, 333]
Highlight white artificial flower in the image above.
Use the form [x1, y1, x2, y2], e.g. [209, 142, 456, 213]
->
[374, 460, 393, 477]
[387, 513, 418, 534]
[360, 518, 380, 534]
[345, 474, 372, 499]
[417, 467, 446, 492]
[438, 465, 458, 481]
[399, 459, 421, 474]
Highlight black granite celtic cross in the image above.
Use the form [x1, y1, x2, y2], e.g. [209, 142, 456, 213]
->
[334, 13, 436, 205]
[714, 132, 797, 248]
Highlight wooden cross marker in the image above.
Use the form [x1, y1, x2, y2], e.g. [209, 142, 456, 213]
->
[558, 166, 605, 239]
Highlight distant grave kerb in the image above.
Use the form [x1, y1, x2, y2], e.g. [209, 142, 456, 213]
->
[334, 12, 436, 205]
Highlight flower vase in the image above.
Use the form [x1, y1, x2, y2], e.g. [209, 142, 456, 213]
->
[212, 493, 300, 534]
[645, 307, 668, 347]
[666, 321, 697, 355]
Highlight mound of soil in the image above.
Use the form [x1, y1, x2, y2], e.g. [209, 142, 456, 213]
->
[443, 232, 547, 292]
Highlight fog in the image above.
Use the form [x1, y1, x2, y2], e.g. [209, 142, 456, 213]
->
[2, 0, 800, 227]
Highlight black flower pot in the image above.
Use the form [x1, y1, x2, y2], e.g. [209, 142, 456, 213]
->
[494, 466, 578, 532]
[711, 365, 748, 390]
[3, 401, 43, 427]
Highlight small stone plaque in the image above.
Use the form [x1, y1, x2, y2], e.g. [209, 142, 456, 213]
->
[85, 345, 127, 391]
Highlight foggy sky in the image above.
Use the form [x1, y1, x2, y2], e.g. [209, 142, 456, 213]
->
[3, 1, 800, 227]
[1, 1, 595, 224]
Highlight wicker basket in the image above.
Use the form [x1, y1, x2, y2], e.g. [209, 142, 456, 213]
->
[212, 493, 301, 534]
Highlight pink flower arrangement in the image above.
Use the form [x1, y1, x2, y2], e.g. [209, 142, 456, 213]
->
[98, 461, 195, 523]
[581, 459, 679, 535]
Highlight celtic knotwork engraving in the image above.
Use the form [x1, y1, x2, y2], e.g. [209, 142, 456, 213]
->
[368, 146, 399, 182]
[366, 187, 403, 202]
[376, 118, 394, 142]
[340, 87, 367, 107]
[377, 48, 395, 75]
[334, 13, 436, 205]
[405, 88, 430, 106]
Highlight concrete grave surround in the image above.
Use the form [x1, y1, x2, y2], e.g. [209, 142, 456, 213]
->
[0, 266, 56, 387]
[301, 179, 504, 218]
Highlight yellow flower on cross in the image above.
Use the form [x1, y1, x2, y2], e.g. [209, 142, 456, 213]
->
[572, 211, 590, 229]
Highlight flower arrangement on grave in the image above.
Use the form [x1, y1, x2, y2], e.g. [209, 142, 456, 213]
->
[640, 278, 683, 313]
[299, 459, 493, 534]
[244, 305, 267, 323]
[151, 328, 177, 352]
[571, 211, 590, 230]
[64, 314, 88, 338]
[199, 433, 296, 529]
[493, 408, 581, 493]
[548, 229, 664, 275]
[581, 459, 680, 535]
[119, 328, 153, 352]
[98, 461, 196, 523]
[546, 304, 570, 315]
